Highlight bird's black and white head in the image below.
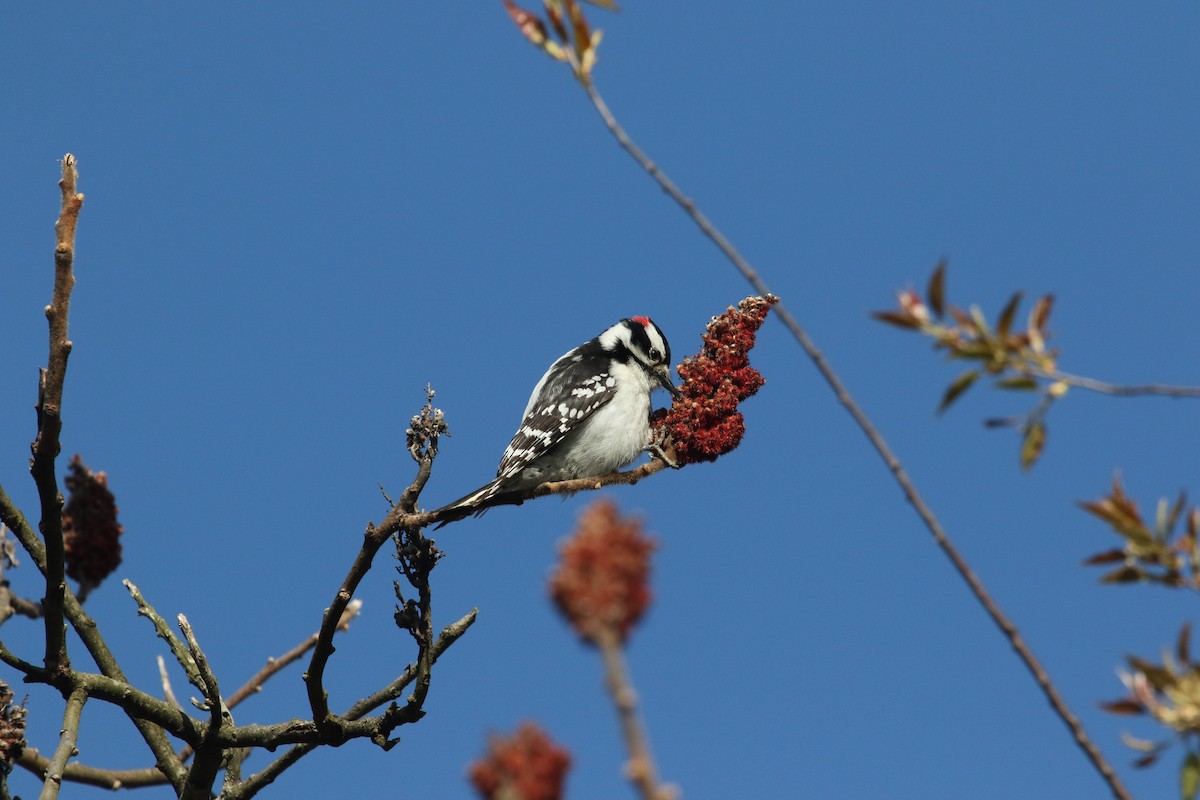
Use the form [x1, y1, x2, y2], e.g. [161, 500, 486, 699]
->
[598, 316, 682, 398]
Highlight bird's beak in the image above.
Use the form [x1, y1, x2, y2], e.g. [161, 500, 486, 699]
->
[655, 364, 683, 399]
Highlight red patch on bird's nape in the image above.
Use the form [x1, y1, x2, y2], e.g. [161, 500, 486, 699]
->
[631, 315, 652, 328]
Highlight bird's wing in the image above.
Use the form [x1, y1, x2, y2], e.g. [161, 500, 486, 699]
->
[496, 354, 617, 479]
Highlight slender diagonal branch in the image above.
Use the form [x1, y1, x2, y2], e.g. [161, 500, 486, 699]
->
[125, 580, 202, 690]
[574, 77, 1133, 800]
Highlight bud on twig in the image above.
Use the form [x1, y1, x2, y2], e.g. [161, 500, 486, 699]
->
[469, 721, 572, 800]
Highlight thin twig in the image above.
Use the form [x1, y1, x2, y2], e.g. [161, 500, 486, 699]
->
[157, 656, 182, 711]
[37, 687, 87, 800]
[125, 579, 202, 689]
[178, 615, 228, 800]
[16, 747, 165, 790]
[576, 77, 1133, 800]
[303, 533, 386, 734]
[1026, 366, 1200, 398]
[0, 583, 42, 623]
[34, 154, 84, 676]
[597, 628, 673, 800]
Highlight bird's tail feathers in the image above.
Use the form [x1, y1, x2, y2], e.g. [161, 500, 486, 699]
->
[432, 477, 505, 527]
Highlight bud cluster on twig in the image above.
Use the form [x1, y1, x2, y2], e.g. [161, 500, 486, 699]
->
[1081, 477, 1200, 590]
[1103, 624, 1200, 785]
[469, 721, 572, 800]
[502, 0, 616, 83]
[874, 262, 1060, 468]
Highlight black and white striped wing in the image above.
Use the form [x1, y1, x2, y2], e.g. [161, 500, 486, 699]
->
[495, 356, 617, 480]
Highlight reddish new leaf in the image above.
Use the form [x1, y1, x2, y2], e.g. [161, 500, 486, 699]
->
[871, 310, 920, 330]
[504, 0, 550, 46]
[544, 0, 569, 40]
[927, 261, 946, 318]
[1099, 699, 1146, 716]
[996, 291, 1023, 339]
[564, 0, 590, 54]
[1030, 293, 1055, 334]
[1083, 548, 1129, 566]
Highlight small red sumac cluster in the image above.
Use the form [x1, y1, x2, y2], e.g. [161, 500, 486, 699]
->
[549, 499, 655, 645]
[62, 454, 123, 587]
[653, 294, 777, 465]
[469, 722, 572, 800]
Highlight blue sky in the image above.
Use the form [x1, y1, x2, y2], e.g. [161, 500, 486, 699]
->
[2, 3, 1198, 798]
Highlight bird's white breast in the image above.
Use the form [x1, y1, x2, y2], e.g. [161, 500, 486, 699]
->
[557, 360, 652, 477]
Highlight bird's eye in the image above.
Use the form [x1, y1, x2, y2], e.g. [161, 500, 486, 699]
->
[649, 348, 662, 362]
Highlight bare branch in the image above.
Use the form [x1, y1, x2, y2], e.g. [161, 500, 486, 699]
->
[348, 608, 477, 717]
[16, 747, 164, 790]
[303, 532, 387, 734]
[37, 687, 86, 800]
[178, 615, 228, 800]
[125, 580, 202, 690]
[596, 629, 674, 800]
[0, 584, 42, 624]
[33, 154, 84, 676]
[1025, 366, 1200, 398]
[157, 656, 182, 711]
